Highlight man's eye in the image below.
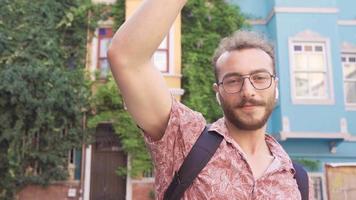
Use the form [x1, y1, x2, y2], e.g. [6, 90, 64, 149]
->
[226, 78, 241, 84]
[253, 75, 268, 81]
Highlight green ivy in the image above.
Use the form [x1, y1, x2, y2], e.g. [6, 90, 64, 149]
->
[0, 0, 107, 199]
[293, 158, 321, 171]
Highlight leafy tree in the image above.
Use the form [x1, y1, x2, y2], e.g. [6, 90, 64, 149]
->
[0, 0, 106, 199]
[181, 0, 245, 122]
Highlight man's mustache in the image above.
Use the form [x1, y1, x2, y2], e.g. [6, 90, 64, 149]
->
[237, 98, 265, 107]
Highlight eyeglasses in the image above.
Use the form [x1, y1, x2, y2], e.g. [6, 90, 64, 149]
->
[218, 71, 276, 94]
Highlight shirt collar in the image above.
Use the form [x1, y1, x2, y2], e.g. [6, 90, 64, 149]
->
[209, 117, 294, 173]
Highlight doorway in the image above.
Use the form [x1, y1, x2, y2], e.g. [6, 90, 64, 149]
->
[90, 123, 127, 200]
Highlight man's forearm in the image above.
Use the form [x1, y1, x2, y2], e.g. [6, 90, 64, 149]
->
[108, 0, 187, 67]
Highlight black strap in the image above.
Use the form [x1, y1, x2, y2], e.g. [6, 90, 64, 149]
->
[292, 161, 309, 200]
[163, 126, 223, 200]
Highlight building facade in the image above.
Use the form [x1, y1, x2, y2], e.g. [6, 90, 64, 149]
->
[233, 0, 356, 199]
[19, 0, 356, 199]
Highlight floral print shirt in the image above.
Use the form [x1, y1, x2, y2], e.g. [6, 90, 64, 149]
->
[144, 99, 314, 200]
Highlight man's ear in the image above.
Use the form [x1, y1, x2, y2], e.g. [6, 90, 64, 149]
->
[213, 83, 221, 105]
[274, 78, 279, 100]
[216, 92, 221, 105]
[213, 83, 219, 93]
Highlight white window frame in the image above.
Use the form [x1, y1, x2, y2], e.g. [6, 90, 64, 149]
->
[96, 27, 113, 79]
[309, 172, 328, 200]
[89, 20, 114, 80]
[152, 28, 174, 75]
[288, 30, 335, 105]
[341, 50, 356, 110]
[153, 35, 170, 73]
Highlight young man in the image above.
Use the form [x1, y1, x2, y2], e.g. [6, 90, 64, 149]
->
[108, 0, 313, 199]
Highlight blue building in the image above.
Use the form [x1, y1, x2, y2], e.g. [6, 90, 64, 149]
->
[232, 0, 356, 199]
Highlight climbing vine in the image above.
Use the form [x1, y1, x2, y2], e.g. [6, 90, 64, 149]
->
[0, 0, 108, 199]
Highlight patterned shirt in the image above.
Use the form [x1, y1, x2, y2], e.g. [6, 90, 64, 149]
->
[144, 99, 314, 200]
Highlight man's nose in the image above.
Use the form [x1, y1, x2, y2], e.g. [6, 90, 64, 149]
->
[240, 78, 256, 97]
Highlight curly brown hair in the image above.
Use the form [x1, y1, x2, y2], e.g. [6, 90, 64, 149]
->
[212, 30, 275, 82]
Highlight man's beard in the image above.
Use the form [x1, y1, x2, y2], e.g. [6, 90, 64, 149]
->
[220, 93, 275, 131]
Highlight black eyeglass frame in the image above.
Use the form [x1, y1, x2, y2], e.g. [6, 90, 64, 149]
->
[217, 71, 277, 94]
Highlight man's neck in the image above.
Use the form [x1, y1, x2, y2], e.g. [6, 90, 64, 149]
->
[225, 120, 270, 156]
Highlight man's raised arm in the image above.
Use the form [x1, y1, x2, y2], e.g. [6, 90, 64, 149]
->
[107, 0, 187, 141]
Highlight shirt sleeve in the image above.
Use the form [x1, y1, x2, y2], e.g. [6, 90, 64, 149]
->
[142, 98, 206, 199]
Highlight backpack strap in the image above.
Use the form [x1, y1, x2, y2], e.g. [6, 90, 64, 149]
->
[163, 125, 223, 200]
[292, 161, 309, 200]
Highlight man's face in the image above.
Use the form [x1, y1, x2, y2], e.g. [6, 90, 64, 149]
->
[213, 48, 277, 131]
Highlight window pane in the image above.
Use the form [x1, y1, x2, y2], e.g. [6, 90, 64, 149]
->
[310, 73, 327, 97]
[295, 73, 309, 97]
[74, 149, 82, 180]
[99, 28, 107, 36]
[292, 42, 330, 100]
[309, 54, 325, 71]
[349, 57, 356, 63]
[99, 28, 112, 37]
[294, 45, 302, 51]
[315, 46, 323, 52]
[158, 36, 168, 49]
[99, 59, 110, 78]
[345, 82, 356, 104]
[311, 176, 324, 200]
[304, 45, 312, 51]
[294, 54, 308, 70]
[100, 38, 111, 58]
[153, 51, 168, 72]
[341, 57, 346, 62]
[343, 64, 356, 79]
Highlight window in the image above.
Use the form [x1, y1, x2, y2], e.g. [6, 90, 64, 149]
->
[68, 148, 76, 180]
[143, 167, 155, 178]
[341, 53, 356, 108]
[153, 35, 170, 73]
[97, 28, 113, 79]
[310, 175, 325, 200]
[309, 173, 327, 200]
[290, 42, 333, 103]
